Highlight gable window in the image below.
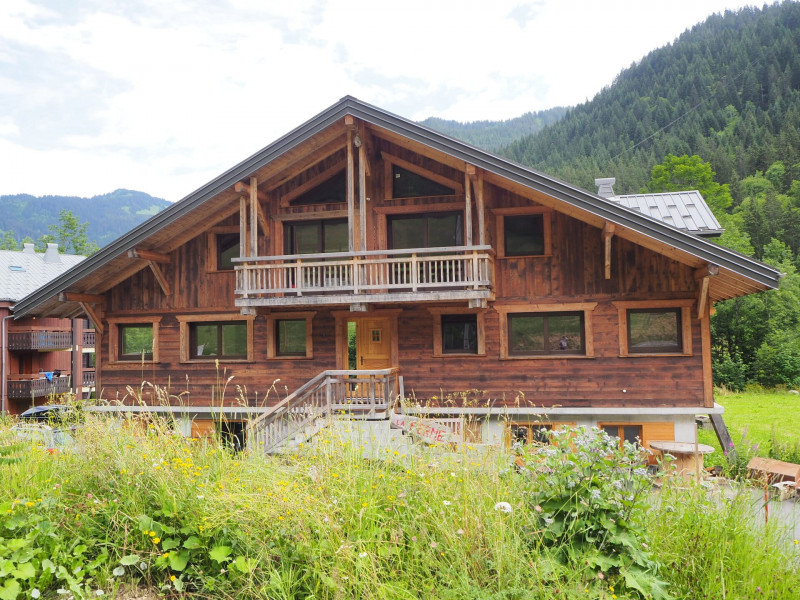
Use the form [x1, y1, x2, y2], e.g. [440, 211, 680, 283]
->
[392, 165, 456, 198]
[285, 219, 348, 255]
[613, 300, 693, 357]
[291, 170, 346, 205]
[388, 212, 463, 249]
[217, 233, 240, 270]
[428, 308, 485, 357]
[494, 207, 551, 258]
[509, 312, 584, 356]
[108, 317, 161, 363]
[497, 303, 597, 360]
[189, 321, 247, 359]
[119, 324, 154, 360]
[266, 312, 315, 359]
[177, 314, 254, 363]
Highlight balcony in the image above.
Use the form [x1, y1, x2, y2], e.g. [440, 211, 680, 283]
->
[235, 246, 494, 308]
[7, 375, 71, 400]
[82, 369, 96, 387]
[7, 331, 72, 351]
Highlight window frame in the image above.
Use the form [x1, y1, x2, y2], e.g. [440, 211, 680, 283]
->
[177, 314, 254, 363]
[598, 422, 644, 449]
[381, 152, 463, 200]
[493, 207, 552, 258]
[266, 312, 315, 359]
[281, 166, 347, 207]
[496, 303, 597, 359]
[107, 316, 161, 364]
[613, 300, 693, 357]
[284, 218, 349, 255]
[206, 226, 240, 273]
[387, 211, 464, 250]
[428, 307, 486, 357]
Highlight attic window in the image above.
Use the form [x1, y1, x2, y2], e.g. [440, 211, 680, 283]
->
[8, 265, 25, 272]
[392, 165, 455, 198]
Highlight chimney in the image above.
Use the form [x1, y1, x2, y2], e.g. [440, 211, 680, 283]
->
[43, 243, 61, 263]
[595, 177, 616, 198]
[22, 243, 35, 254]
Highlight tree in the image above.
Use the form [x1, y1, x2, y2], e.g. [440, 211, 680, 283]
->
[0, 231, 18, 250]
[45, 210, 99, 256]
[644, 154, 733, 215]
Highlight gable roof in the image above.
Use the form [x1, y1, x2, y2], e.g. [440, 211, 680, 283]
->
[0, 245, 85, 303]
[12, 96, 782, 318]
[610, 190, 724, 237]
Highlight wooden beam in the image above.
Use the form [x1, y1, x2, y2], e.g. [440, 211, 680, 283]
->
[359, 123, 371, 177]
[476, 170, 486, 246]
[464, 167, 473, 246]
[347, 128, 355, 252]
[380, 151, 464, 193]
[280, 162, 345, 205]
[261, 136, 346, 192]
[695, 264, 718, 318]
[250, 177, 258, 258]
[344, 115, 356, 129]
[466, 164, 478, 181]
[147, 261, 171, 296]
[239, 195, 248, 258]
[358, 139, 367, 252]
[59, 292, 104, 304]
[603, 222, 615, 279]
[694, 264, 720, 280]
[233, 182, 269, 204]
[127, 248, 170, 263]
[79, 302, 103, 335]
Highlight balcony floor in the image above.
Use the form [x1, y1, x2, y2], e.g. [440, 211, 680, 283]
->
[235, 288, 493, 308]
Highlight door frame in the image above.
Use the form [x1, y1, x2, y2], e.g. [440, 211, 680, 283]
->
[333, 309, 401, 370]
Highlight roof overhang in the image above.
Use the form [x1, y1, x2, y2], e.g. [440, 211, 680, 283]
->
[12, 96, 782, 319]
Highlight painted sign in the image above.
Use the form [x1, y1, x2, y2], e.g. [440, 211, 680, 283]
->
[390, 413, 457, 445]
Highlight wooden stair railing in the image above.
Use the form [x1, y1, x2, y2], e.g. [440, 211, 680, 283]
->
[248, 368, 399, 453]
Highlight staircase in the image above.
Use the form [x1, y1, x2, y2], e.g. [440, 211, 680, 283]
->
[247, 368, 400, 453]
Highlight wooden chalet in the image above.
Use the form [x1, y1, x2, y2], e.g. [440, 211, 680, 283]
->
[12, 97, 782, 452]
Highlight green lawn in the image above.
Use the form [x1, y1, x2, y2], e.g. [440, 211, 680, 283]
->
[699, 389, 800, 465]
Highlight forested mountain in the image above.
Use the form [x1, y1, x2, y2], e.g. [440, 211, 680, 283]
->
[420, 107, 568, 151]
[501, 2, 800, 201]
[0, 189, 170, 248]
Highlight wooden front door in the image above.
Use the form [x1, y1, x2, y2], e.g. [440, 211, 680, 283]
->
[355, 317, 392, 370]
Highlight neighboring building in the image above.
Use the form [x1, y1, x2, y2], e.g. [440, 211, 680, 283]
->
[12, 97, 781, 452]
[1, 243, 93, 414]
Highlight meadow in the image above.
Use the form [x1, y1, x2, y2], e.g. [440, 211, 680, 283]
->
[1, 411, 800, 600]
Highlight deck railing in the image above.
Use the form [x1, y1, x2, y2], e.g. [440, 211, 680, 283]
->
[248, 369, 399, 453]
[7, 331, 73, 351]
[7, 375, 71, 400]
[82, 370, 96, 387]
[235, 246, 493, 305]
[82, 330, 96, 348]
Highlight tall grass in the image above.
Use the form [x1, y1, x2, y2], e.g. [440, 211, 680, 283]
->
[1, 415, 799, 599]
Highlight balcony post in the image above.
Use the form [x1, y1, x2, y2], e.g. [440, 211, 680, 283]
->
[295, 259, 303, 296]
[472, 251, 480, 289]
[464, 167, 473, 246]
[411, 253, 418, 292]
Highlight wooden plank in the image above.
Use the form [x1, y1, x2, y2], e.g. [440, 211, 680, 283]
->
[602, 222, 615, 280]
[239, 196, 247, 259]
[127, 248, 171, 263]
[59, 292, 104, 304]
[79, 302, 103, 335]
[700, 299, 714, 407]
[148, 261, 171, 296]
[347, 129, 355, 252]
[250, 177, 258, 258]
[272, 209, 349, 222]
[697, 276, 710, 319]
[464, 167, 473, 246]
[261, 136, 346, 192]
[476, 170, 486, 246]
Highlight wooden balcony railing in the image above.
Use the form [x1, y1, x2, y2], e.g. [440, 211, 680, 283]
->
[82, 330, 96, 348]
[82, 370, 96, 387]
[235, 246, 494, 307]
[7, 375, 71, 400]
[7, 331, 72, 351]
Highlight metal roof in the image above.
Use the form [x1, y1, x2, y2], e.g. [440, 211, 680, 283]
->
[11, 96, 782, 317]
[610, 191, 724, 236]
[0, 246, 85, 302]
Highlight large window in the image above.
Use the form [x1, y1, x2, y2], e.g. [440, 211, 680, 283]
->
[613, 301, 693, 357]
[508, 312, 585, 356]
[285, 219, 348, 255]
[496, 303, 597, 360]
[189, 321, 247, 360]
[177, 314, 254, 363]
[388, 212, 463, 249]
[494, 208, 551, 258]
[119, 324, 154, 360]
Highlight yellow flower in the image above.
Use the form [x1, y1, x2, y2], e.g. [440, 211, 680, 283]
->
[148, 531, 155, 537]
[152, 537, 161, 544]
[170, 575, 176, 581]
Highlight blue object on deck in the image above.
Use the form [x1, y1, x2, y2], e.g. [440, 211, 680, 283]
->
[43, 372, 53, 382]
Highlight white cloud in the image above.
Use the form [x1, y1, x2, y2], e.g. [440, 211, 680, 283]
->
[0, 0, 754, 200]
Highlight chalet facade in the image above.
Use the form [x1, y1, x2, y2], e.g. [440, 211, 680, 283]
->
[13, 97, 781, 451]
[1, 244, 94, 414]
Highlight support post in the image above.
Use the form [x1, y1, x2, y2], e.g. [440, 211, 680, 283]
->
[464, 165, 473, 246]
[346, 128, 355, 252]
[239, 196, 247, 258]
[250, 177, 258, 258]
[358, 138, 367, 252]
[476, 170, 486, 246]
[603, 222, 615, 279]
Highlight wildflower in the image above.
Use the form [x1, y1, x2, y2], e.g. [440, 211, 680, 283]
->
[494, 501, 512, 513]
[170, 575, 176, 582]
[358, 552, 367, 558]
[32, 590, 41, 599]
[456, 529, 464, 535]
[443, 500, 452, 506]
[430, 541, 437, 549]
[152, 537, 161, 544]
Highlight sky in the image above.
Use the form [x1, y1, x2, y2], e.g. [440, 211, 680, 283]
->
[0, 0, 757, 202]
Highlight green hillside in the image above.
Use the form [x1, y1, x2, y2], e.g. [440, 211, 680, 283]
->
[0, 189, 170, 248]
[419, 107, 568, 152]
